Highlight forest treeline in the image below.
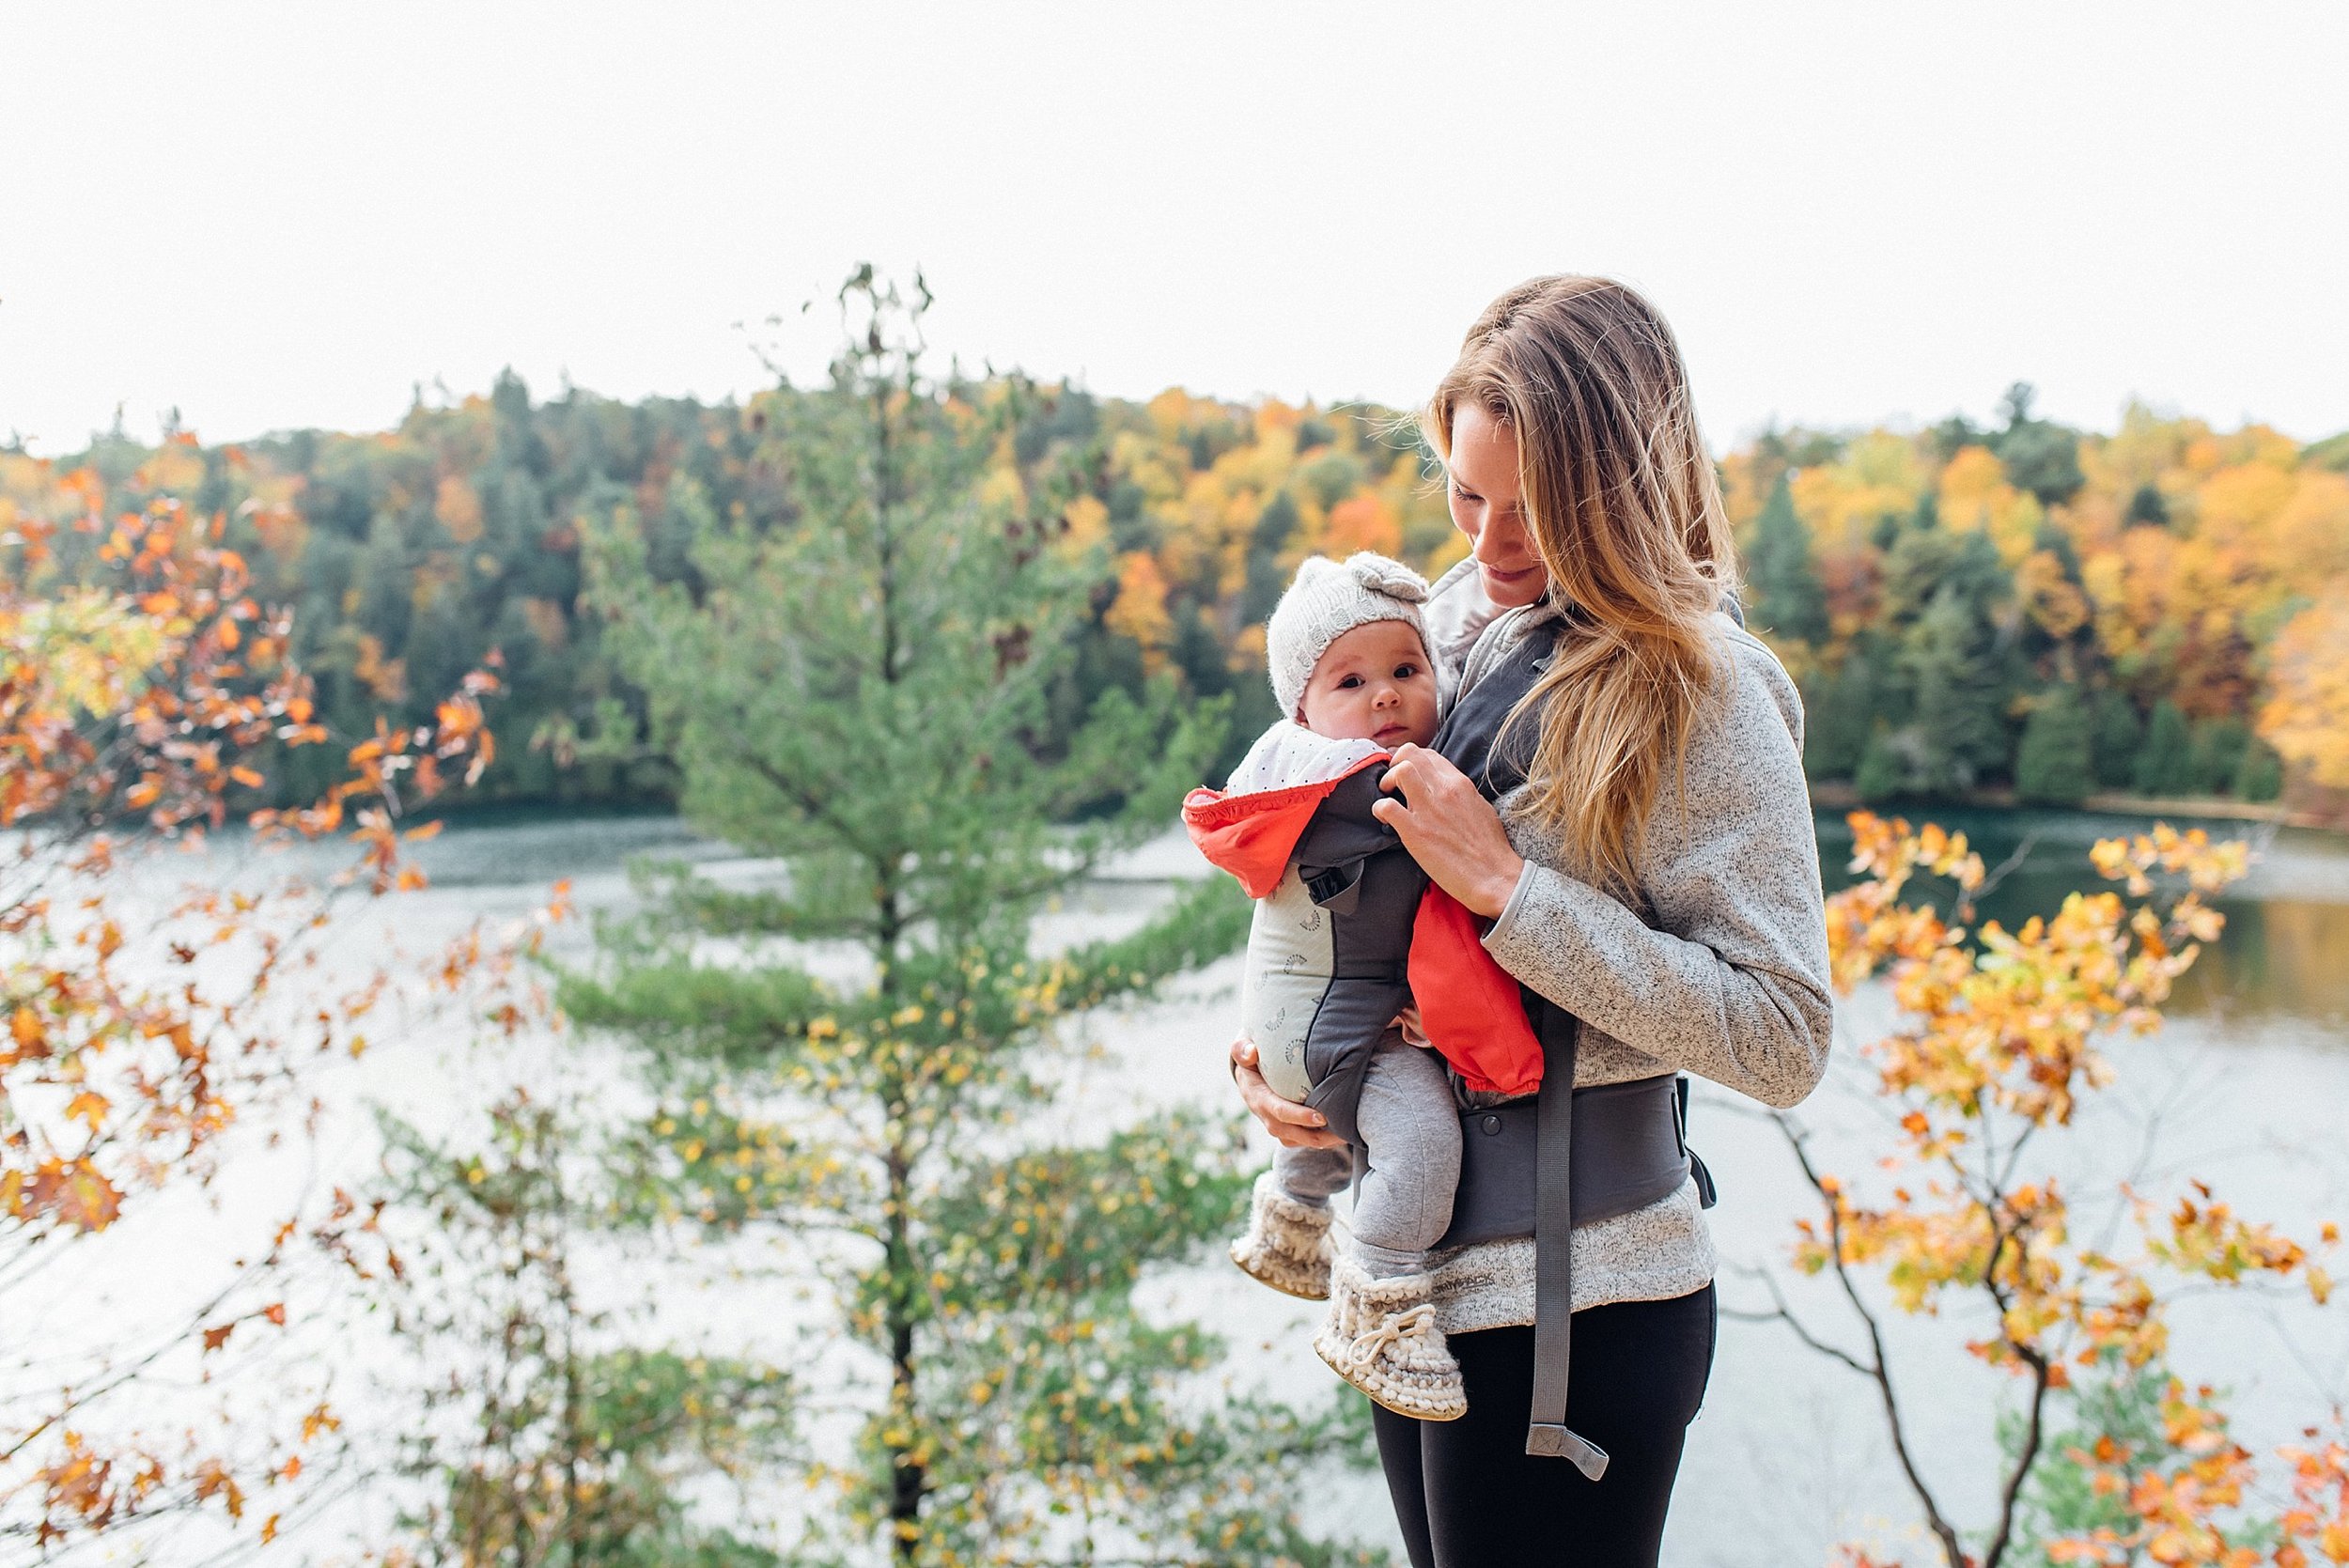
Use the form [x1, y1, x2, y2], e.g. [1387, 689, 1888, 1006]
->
[5, 375, 2345, 812]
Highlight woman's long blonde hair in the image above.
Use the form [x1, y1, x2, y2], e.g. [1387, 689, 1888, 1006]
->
[1422, 276, 1738, 893]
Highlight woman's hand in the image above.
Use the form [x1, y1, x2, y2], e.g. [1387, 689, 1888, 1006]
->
[1372, 743, 1526, 918]
[1230, 1034, 1347, 1151]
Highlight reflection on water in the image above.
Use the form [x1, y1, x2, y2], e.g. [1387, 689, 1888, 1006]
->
[1814, 806, 2349, 1027]
[2180, 897, 2349, 1024]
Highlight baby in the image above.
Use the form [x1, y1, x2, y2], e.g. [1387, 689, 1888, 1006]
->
[1183, 551, 1497, 1421]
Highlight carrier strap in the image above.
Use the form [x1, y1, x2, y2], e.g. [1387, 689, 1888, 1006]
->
[1526, 1021, 1609, 1478]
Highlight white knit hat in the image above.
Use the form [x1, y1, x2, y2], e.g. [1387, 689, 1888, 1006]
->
[1265, 551, 1432, 722]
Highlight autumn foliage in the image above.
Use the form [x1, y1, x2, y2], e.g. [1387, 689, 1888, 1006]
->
[1735, 403, 2349, 811]
[15, 373, 2342, 813]
[0, 446, 496, 1552]
[1796, 814, 2345, 1567]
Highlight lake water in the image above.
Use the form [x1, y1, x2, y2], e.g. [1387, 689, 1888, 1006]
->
[51, 806, 2349, 1566]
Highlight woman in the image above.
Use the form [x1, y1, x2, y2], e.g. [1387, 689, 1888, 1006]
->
[1231, 275, 1833, 1564]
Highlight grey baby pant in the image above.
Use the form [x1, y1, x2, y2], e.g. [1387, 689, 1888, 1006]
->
[1273, 1030, 1462, 1278]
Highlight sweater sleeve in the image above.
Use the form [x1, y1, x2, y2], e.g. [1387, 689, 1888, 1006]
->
[1478, 633, 1833, 1110]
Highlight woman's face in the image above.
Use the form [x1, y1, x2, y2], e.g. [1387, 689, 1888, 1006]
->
[1445, 404, 1548, 609]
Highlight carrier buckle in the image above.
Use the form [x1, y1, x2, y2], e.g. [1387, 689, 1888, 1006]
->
[1525, 1422, 1610, 1481]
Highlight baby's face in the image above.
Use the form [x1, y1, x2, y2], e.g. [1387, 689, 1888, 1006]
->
[1298, 620, 1439, 749]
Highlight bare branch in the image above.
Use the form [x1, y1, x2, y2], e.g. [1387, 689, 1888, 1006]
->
[1775, 1111, 1971, 1568]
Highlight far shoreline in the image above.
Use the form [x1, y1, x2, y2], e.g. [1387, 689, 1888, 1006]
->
[1804, 781, 2341, 832]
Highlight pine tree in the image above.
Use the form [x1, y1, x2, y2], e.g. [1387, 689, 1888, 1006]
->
[1803, 656, 1876, 783]
[568, 272, 1367, 1566]
[2188, 716, 2250, 796]
[2125, 482, 2170, 529]
[2133, 700, 2197, 797]
[1901, 577, 2015, 796]
[1746, 476, 1829, 645]
[2015, 685, 2094, 804]
[2234, 738, 2285, 802]
[1993, 381, 2085, 505]
[1240, 491, 1300, 625]
[2090, 690, 2142, 791]
[381, 1095, 795, 1566]
[1856, 725, 1907, 802]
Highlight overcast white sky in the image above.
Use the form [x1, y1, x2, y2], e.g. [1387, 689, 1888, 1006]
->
[4, 2, 2345, 456]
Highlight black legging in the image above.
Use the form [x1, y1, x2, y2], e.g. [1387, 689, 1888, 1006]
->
[1373, 1285, 1718, 1566]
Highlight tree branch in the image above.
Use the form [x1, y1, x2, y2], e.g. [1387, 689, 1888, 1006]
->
[1981, 1346, 2052, 1568]
[1721, 1265, 1878, 1380]
[1777, 1112, 1972, 1568]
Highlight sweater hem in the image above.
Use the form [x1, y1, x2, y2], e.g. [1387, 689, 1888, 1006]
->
[1420, 1175, 1718, 1337]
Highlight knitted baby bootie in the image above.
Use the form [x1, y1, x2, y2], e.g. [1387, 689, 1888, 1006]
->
[1311, 1257, 1467, 1421]
[1227, 1171, 1335, 1300]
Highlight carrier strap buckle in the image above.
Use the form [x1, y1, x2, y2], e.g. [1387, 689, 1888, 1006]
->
[1525, 1422, 1610, 1480]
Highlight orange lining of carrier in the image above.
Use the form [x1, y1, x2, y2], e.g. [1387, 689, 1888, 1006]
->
[1183, 754, 1546, 1097]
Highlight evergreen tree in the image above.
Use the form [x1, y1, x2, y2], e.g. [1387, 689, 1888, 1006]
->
[1856, 725, 1907, 802]
[1879, 522, 1964, 629]
[1993, 382, 2085, 505]
[568, 272, 1367, 1567]
[1746, 475, 1829, 645]
[2188, 716, 2250, 796]
[1803, 656, 1875, 783]
[1901, 572, 2015, 796]
[381, 1095, 795, 1566]
[1239, 491, 1300, 626]
[2015, 685, 2095, 805]
[1930, 414, 1983, 462]
[1996, 423, 2086, 507]
[2234, 737, 2285, 802]
[2133, 700, 2197, 797]
[2090, 689, 2143, 790]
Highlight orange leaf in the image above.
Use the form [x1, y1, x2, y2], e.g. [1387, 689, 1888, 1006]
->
[202, 1323, 235, 1353]
[28, 1161, 123, 1232]
[193, 1460, 243, 1519]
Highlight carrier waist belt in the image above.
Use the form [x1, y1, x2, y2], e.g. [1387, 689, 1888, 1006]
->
[1434, 1072, 1702, 1249]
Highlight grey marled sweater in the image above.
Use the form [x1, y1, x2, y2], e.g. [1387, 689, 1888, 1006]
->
[1412, 560, 1834, 1333]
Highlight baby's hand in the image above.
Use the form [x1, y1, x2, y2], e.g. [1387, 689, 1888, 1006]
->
[1395, 1002, 1431, 1048]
